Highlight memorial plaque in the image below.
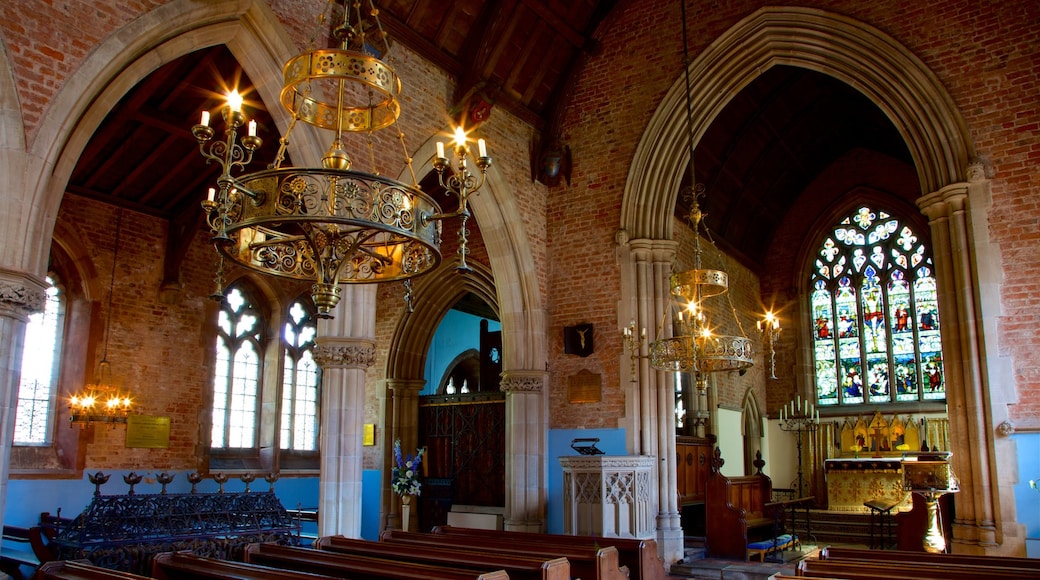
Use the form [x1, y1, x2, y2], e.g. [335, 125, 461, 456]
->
[568, 369, 602, 403]
[125, 415, 171, 449]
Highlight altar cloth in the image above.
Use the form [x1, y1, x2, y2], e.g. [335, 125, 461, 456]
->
[824, 458, 911, 513]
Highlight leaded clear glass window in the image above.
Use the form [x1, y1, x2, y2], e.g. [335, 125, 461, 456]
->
[212, 286, 262, 448]
[280, 300, 320, 451]
[811, 206, 945, 407]
[14, 276, 64, 444]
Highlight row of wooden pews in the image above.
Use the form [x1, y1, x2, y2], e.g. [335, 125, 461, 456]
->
[781, 545, 1040, 579]
[427, 524, 667, 580]
[35, 525, 668, 580]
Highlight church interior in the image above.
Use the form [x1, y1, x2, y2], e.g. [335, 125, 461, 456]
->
[0, 0, 1038, 577]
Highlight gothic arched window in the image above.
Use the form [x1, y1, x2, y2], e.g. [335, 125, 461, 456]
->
[212, 286, 263, 448]
[14, 276, 65, 444]
[810, 206, 945, 407]
[280, 299, 320, 451]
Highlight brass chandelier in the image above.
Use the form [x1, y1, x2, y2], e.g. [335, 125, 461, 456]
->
[193, 0, 489, 317]
[647, 0, 754, 385]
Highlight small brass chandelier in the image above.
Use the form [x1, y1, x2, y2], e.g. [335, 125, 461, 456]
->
[70, 209, 133, 426]
[193, 0, 489, 317]
[648, 0, 754, 386]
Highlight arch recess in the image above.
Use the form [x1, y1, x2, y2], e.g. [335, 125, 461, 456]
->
[386, 259, 499, 380]
[24, 0, 320, 278]
[622, 5, 974, 241]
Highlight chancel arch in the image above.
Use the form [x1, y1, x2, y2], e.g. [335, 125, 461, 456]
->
[620, 4, 1008, 558]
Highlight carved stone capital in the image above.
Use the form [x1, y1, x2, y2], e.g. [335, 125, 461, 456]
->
[0, 269, 48, 321]
[996, 420, 1015, 437]
[313, 340, 376, 369]
[499, 370, 547, 393]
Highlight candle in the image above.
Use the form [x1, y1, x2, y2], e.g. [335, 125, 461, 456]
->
[436, 142, 445, 159]
[780, 407, 785, 422]
[641, 327, 646, 339]
[454, 126, 466, 146]
[200, 110, 210, 126]
[248, 120, 257, 137]
[478, 138, 487, 157]
[207, 187, 216, 202]
[227, 90, 242, 113]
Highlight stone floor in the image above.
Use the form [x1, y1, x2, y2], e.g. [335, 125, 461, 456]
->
[668, 540, 869, 579]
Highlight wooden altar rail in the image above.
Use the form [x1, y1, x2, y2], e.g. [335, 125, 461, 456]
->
[430, 524, 666, 580]
[316, 534, 569, 580]
[245, 542, 511, 580]
[380, 529, 629, 580]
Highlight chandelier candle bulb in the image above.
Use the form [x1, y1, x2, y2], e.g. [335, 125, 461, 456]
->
[247, 120, 257, 137]
[227, 90, 242, 112]
[436, 141, 445, 159]
[200, 110, 210, 127]
[206, 187, 215, 202]
[478, 138, 487, 157]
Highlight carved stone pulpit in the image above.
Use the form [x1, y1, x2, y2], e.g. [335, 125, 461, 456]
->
[559, 455, 655, 538]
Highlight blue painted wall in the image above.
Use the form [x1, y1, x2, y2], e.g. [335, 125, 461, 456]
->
[421, 309, 501, 395]
[546, 428, 627, 534]
[1013, 432, 1040, 557]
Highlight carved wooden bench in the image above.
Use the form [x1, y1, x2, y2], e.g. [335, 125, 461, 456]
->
[704, 447, 777, 560]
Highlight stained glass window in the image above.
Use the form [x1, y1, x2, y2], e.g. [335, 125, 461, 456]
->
[14, 276, 64, 444]
[280, 300, 320, 451]
[811, 206, 945, 407]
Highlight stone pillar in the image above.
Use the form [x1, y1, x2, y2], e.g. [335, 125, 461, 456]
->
[625, 238, 683, 565]
[0, 269, 46, 536]
[917, 177, 998, 551]
[314, 285, 377, 538]
[500, 369, 547, 532]
[384, 378, 424, 530]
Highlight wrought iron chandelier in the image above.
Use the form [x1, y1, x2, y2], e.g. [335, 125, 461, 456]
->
[70, 209, 133, 426]
[647, 0, 754, 385]
[193, 0, 489, 318]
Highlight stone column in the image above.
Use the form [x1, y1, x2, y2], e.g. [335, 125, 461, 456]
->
[0, 269, 46, 536]
[384, 378, 424, 530]
[626, 238, 683, 565]
[917, 174, 998, 551]
[314, 285, 377, 538]
[500, 369, 547, 532]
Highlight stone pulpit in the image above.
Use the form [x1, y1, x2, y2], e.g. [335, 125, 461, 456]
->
[559, 455, 655, 538]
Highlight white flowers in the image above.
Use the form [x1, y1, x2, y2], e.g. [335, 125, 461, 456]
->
[391, 439, 425, 497]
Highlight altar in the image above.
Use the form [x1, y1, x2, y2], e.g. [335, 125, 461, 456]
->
[824, 458, 911, 513]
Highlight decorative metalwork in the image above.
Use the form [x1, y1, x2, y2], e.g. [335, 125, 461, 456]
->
[779, 396, 819, 497]
[194, 1, 491, 318]
[759, 312, 782, 379]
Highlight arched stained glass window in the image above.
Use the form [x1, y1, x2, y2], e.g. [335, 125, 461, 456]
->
[212, 286, 263, 449]
[280, 299, 320, 451]
[811, 206, 945, 407]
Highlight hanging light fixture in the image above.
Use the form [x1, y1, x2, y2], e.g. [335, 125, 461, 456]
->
[194, 0, 490, 318]
[70, 209, 133, 426]
[647, 0, 754, 387]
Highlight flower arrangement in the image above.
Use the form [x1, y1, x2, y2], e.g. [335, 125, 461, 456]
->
[391, 439, 425, 497]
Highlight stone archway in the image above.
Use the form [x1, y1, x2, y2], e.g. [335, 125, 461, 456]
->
[618, 6, 992, 561]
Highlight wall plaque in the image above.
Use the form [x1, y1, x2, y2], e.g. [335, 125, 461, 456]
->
[568, 369, 602, 403]
[125, 415, 171, 449]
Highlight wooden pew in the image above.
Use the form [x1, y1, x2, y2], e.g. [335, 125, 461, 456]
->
[151, 551, 342, 580]
[379, 529, 628, 580]
[244, 542, 511, 580]
[316, 534, 569, 580]
[798, 556, 1040, 579]
[34, 560, 151, 579]
[704, 447, 776, 560]
[430, 524, 665, 580]
[820, 545, 1040, 571]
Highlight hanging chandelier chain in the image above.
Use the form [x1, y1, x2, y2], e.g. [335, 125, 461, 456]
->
[101, 209, 123, 363]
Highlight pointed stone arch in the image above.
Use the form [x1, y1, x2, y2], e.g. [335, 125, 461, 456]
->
[622, 5, 973, 241]
[741, 390, 763, 476]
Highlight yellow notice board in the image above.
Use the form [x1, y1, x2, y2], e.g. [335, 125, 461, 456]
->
[126, 415, 172, 449]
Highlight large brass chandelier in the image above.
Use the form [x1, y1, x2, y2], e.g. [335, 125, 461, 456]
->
[648, 0, 754, 385]
[193, 1, 488, 317]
